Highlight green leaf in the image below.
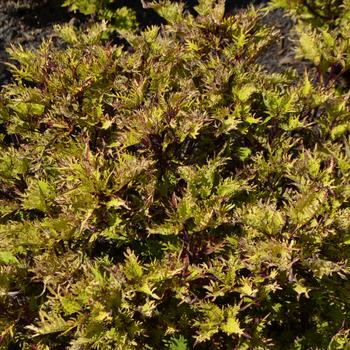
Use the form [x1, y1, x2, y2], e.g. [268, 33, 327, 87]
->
[0, 251, 19, 265]
[165, 335, 188, 350]
[331, 124, 349, 140]
[302, 73, 312, 96]
[237, 147, 252, 161]
[22, 180, 56, 213]
[298, 32, 321, 65]
[106, 197, 130, 209]
[221, 305, 244, 336]
[8, 102, 45, 116]
[61, 297, 82, 315]
[235, 84, 256, 102]
[217, 178, 241, 197]
[294, 281, 311, 300]
[123, 248, 143, 281]
[154, 1, 184, 24]
[221, 316, 244, 336]
[194, 0, 225, 21]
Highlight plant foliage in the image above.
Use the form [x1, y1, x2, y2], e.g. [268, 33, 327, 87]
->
[270, 0, 350, 90]
[63, 0, 138, 30]
[0, 0, 350, 349]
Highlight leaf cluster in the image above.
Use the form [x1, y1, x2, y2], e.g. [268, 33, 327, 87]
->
[62, 0, 138, 31]
[0, 0, 350, 349]
[270, 0, 350, 90]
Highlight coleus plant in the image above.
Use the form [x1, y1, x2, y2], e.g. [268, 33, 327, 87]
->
[269, 0, 348, 28]
[62, 0, 138, 30]
[270, 0, 350, 91]
[0, 0, 349, 349]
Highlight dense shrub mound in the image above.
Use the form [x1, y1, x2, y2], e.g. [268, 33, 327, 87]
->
[0, 1, 349, 349]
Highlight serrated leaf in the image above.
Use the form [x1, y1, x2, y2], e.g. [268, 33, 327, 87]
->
[106, 197, 130, 209]
[294, 281, 311, 300]
[235, 84, 256, 102]
[302, 73, 312, 96]
[123, 248, 143, 281]
[0, 251, 19, 265]
[8, 102, 45, 116]
[22, 180, 56, 213]
[237, 147, 252, 161]
[217, 178, 241, 197]
[153, 1, 184, 24]
[165, 335, 188, 350]
[138, 283, 160, 299]
[61, 298, 82, 315]
[298, 32, 320, 65]
[331, 123, 349, 139]
[221, 316, 244, 336]
[245, 115, 261, 124]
